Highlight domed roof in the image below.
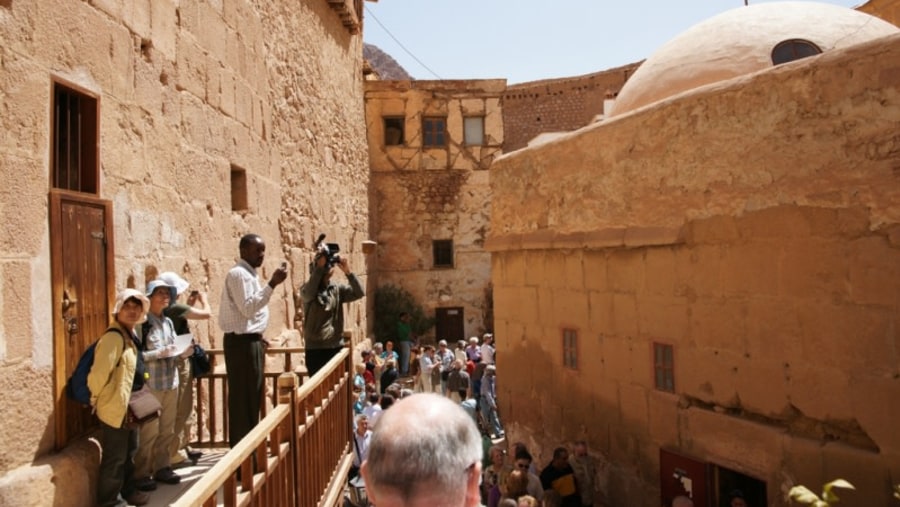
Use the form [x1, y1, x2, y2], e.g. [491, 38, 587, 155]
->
[610, 2, 899, 117]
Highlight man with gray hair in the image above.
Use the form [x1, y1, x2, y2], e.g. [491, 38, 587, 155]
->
[361, 393, 482, 507]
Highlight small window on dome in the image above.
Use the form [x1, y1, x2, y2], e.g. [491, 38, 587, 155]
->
[771, 39, 822, 65]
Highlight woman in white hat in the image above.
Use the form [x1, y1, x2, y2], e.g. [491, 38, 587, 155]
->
[88, 288, 151, 507]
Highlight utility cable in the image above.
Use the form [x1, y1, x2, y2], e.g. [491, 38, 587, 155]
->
[364, 5, 443, 80]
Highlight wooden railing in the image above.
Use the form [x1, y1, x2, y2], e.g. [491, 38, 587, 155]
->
[191, 347, 307, 448]
[172, 347, 353, 507]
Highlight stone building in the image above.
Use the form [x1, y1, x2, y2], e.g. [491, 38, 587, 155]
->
[502, 63, 641, 152]
[365, 79, 504, 341]
[0, 0, 371, 504]
[488, 4, 900, 507]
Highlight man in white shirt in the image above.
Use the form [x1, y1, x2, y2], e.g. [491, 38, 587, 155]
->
[351, 414, 372, 479]
[480, 333, 495, 365]
[219, 234, 288, 447]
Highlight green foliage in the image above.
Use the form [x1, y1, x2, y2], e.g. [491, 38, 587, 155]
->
[789, 479, 855, 506]
[373, 284, 435, 344]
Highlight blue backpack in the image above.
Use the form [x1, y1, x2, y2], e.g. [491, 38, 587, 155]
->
[66, 328, 145, 405]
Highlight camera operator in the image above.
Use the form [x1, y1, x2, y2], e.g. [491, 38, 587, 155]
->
[300, 243, 365, 377]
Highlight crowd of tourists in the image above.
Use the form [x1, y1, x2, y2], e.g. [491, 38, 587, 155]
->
[352, 328, 504, 439]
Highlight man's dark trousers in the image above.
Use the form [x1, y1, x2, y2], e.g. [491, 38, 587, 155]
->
[224, 332, 264, 448]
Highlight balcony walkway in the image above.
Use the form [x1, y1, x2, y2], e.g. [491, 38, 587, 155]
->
[143, 449, 229, 507]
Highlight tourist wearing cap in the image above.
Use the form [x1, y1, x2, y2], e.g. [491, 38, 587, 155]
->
[88, 288, 151, 507]
[157, 271, 211, 467]
[134, 279, 190, 490]
[436, 339, 455, 395]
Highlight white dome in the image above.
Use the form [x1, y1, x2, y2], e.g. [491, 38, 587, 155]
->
[610, 2, 899, 116]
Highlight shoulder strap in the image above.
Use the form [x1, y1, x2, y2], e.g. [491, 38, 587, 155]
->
[352, 431, 363, 459]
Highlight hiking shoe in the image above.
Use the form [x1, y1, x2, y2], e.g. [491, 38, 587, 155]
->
[134, 476, 156, 492]
[124, 490, 151, 506]
[154, 467, 181, 485]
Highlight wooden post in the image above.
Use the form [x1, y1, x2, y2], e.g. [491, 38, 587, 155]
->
[277, 372, 300, 507]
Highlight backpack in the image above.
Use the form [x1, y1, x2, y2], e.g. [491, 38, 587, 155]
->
[66, 327, 145, 405]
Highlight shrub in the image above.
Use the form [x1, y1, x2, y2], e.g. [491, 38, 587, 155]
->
[373, 284, 435, 344]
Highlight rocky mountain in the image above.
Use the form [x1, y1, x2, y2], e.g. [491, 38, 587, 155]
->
[363, 43, 412, 80]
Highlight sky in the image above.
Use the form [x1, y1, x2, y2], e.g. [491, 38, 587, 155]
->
[362, 0, 863, 84]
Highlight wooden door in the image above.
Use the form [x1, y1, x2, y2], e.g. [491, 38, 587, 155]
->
[50, 190, 115, 448]
[435, 307, 464, 344]
[660, 448, 710, 507]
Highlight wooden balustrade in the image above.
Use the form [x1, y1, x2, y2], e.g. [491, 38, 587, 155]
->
[172, 346, 353, 507]
[191, 347, 306, 448]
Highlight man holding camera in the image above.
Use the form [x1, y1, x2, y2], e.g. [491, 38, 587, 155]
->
[300, 241, 365, 377]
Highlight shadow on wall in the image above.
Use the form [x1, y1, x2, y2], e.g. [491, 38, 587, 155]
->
[497, 339, 640, 506]
[0, 422, 99, 507]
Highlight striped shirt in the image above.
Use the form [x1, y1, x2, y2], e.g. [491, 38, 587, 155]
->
[143, 313, 179, 391]
[218, 259, 274, 335]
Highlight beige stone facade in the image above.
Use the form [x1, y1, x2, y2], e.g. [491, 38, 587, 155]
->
[502, 63, 640, 152]
[860, 0, 900, 25]
[0, 0, 370, 504]
[365, 79, 504, 340]
[488, 32, 900, 507]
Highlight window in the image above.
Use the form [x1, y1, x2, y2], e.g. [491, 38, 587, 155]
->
[384, 117, 404, 146]
[52, 82, 99, 193]
[771, 39, 821, 65]
[231, 164, 248, 211]
[563, 329, 578, 370]
[432, 239, 453, 268]
[463, 116, 484, 146]
[653, 342, 675, 392]
[422, 116, 447, 147]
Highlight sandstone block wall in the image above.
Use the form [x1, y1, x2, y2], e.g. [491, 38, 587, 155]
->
[502, 63, 641, 152]
[365, 80, 504, 338]
[859, 0, 900, 25]
[488, 34, 900, 507]
[0, 0, 369, 502]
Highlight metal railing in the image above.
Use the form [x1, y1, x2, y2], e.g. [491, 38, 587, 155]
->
[173, 347, 353, 507]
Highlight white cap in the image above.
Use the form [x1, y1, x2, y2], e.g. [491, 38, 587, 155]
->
[158, 271, 190, 296]
[112, 288, 150, 324]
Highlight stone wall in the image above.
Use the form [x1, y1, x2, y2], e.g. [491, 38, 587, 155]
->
[0, 0, 369, 504]
[365, 80, 504, 339]
[502, 63, 641, 152]
[488, 34, 900, 507]
[859, 0, 900, 25]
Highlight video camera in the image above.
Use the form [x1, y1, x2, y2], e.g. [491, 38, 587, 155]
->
[314, 233, 341, 268]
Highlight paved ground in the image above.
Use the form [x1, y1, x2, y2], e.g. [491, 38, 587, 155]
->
[140, 449, 228, 507]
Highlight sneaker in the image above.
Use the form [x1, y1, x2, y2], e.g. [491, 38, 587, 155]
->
[124, 490, 151, 506]
[134, 476, 156, 492]
[154, 467, 181, 485]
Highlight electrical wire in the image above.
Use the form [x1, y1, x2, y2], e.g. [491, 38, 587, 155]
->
[364, 5, 443, 80]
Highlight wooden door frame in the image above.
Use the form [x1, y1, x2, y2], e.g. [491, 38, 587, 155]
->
[49, 189, 115, 448]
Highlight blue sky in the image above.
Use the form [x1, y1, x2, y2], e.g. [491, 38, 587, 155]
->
[362, 0, 863, 84]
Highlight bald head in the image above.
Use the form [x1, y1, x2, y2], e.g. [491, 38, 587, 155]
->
[672, 496, 694, 507]
[362, 393, 482, 507]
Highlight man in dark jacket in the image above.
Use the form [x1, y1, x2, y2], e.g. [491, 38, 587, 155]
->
[300, 248, 365, 376]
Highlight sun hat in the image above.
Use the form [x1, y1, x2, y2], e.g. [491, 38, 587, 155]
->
[112, 288, 150, 323]
[158, 271, 190, 298]
[146, 279, 175, 299]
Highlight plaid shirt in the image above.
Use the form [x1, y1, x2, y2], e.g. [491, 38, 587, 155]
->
[142, 313, 179, 391]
